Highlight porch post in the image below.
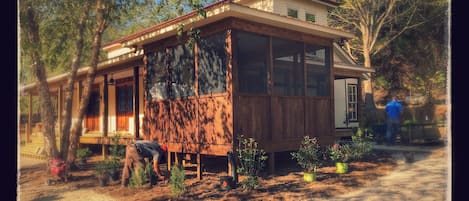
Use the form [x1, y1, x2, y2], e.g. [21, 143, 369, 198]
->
[57, 85, 63, 150]
[27, 92, 32, 143]
[133, 66, 140, 138]
[103, 74, 109, 159]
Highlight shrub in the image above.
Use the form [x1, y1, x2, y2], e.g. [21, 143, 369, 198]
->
[169, 164, 185, 197]
[351, 128, 374, 160]
[291, 136, 324, 173]
[328, 143, 353, 163]
[110, 134, 125, 159]
[129, 166, 149, 189]
[77, 147, 92, 159]
[236, 135, 268, 190]
[95, 160, 111, 178]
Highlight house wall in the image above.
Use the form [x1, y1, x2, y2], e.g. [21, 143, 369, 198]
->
[237, 0, 329, 26]
[243, 0, 274, 12]
[273, 0, 329, 26]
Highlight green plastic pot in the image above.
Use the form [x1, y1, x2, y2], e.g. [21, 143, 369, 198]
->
[336, 162, 349, 174]
[303, 172, 317, 182]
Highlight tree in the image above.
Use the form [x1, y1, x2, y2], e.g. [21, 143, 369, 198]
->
[20, 0, 214, 168]
[329, 0, 427, 105]
[19, 0, 129, 164]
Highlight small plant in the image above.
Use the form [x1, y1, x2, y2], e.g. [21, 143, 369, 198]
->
[108, 134, 124, 180]
[291, 136, 324, 173]
[351, 128, 374, 160]
[129, 166, 149, 189]
[95, 160, 111, 186]
[109, 134, 125, 159]
[169, 164, 186, 197]
[77, 147, 92, 159]
[77, 147, 92, 164]
[328, 143, 353, 163]
[236, 135, 268, 190]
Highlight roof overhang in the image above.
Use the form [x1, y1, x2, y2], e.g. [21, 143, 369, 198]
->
[106, 2, 353, 49]
[334, 63, 375, 73]
[19, 50, 144, 94]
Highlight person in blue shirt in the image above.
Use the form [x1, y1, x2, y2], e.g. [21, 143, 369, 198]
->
[385, 96, 403, 145]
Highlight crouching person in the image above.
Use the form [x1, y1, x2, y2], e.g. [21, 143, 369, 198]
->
[121, 137, 168, 187]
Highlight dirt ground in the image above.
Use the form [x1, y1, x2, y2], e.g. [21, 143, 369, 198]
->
[18, 151, 396, 201]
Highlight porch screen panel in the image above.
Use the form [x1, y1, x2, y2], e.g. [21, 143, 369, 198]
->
[168, 43, 195, 98]
[306, 45, 330, 96]
[272, 37, 304, 96]
[236, 31, 268, 94]
[198, 32, 227, 95]
[146, 50, 168, 100]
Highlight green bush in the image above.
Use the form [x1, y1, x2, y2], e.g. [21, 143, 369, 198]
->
[291, 136, 324, 173]
[77, 147, 92, 159]
[351, 128, 374, 160]
[236, 135, 268, 190]
[328, 143, 353, 163]
[169, 164, 185, 197]
[129, 166, 149, 189]
[95, 160, 111, 178]
[110, 134, 125, 159]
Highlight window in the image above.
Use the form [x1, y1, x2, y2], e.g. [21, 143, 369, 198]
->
[146, 50, 168, 100]
[347, 84, 358, 121]
[305, 13, 316, 23]
[168, 43, 195, 98]
[198, 32, 227, 95]
[272, 37, 304, 96]
[287, 8, 298, 18]
[305, 44, 330, 96]
[236, 31, 269, 94]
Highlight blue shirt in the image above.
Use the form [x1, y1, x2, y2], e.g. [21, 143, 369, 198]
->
[133, 140, 163, 162]
[385, 100, 402, 120]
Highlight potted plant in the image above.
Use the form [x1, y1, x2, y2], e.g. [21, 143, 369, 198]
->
[291, 136, 324, 182]
[95, 160, 111, 186]
[76, 147, 92, 165]
[328, 143, 353, 174]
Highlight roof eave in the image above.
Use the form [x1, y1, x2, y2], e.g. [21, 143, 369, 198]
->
[120, 3, 353, 48]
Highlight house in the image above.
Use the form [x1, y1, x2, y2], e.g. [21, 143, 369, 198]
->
[20, 0, 373, 176]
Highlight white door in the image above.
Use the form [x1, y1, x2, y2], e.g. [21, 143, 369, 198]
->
[334, 78, 359, 128]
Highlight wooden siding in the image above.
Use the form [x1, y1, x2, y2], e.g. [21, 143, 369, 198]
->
[145, 96, 233, 156]
[236, 95, 271, 143]
[235, 96, 333, 152]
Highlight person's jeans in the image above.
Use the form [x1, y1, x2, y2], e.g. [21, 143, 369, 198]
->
[386, 118, 400, 145]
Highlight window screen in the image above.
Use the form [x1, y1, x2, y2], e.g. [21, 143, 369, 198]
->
[146, 50, 168, 100]
[272, 37, 304, 96]
[305, 44, 330, 96]
[198, 32, 227, 95]
[168, 43, 195, 98]
[236, 31, 268, 94]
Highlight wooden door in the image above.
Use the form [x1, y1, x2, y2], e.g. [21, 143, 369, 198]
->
[116, 79, 133, 131]
[86, 86, 100, 131]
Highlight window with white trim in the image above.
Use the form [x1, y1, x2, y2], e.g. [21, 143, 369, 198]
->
[347, 84, 358, 121]
[305, 13, 316, 23]
[287, 8, 298, 18]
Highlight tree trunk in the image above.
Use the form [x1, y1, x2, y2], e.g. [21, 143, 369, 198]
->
[25, 4, 59, 159]
[67, 0, 106, 165]
[60, 3, 90, 161]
